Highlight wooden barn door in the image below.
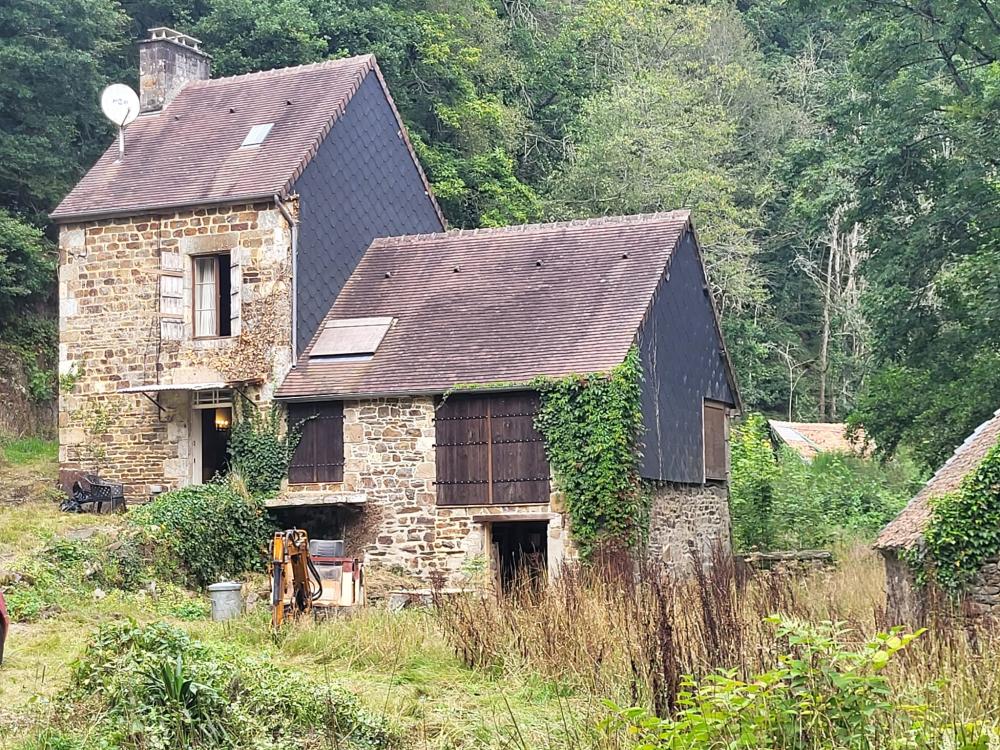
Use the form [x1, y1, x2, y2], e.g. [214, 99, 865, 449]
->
[435, 393, 549, 506]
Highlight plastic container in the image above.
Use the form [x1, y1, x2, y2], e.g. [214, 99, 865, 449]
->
[207, 581, 243, 621]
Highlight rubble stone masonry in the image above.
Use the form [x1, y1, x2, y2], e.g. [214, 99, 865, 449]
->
[58, 202, 293, 497]
[280, 396, 572, 583]
[646, 481, 731, 572]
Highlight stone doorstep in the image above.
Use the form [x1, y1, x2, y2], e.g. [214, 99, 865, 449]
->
[265, 491, 366, 508]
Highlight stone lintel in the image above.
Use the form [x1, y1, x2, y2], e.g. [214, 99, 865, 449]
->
[266, 491, 366, 508]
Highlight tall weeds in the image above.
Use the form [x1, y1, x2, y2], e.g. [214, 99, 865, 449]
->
[433, 543, 1000, 724]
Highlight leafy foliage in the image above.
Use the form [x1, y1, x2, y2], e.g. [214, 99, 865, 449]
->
[605, 618, 960, 750]
[729, 414, 778, 551]
[914, 441, 1000, 595]
[532, 349, 645, 558]
[128, 480, 273, 587]
[61, 620, 396, 749]
[226, 396, 300, 496]
[730, 414, 919, 551]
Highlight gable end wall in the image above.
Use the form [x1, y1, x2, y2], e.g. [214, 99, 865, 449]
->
[637, 230, 735, 483]
[292, 71, 444, 354]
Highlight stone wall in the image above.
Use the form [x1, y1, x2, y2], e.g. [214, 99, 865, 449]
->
[645, 481, 731, 572]
[278, 396, 572, 584]
[58, 202, 293, 497]
[883, 549, 1000, 624]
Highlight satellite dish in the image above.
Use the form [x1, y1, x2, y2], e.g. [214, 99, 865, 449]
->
[101, 84, 140, 127]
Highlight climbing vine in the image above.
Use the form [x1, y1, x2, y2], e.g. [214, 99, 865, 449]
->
[226, 394, 301, 497]
[532, 348, 646, 559]
[908, 441, 1000, 595]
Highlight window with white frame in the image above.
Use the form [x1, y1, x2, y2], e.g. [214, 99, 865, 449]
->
[193, 254, 239, 338]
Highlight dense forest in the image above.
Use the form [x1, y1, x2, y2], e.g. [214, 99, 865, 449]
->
[0, 0, 997, 469]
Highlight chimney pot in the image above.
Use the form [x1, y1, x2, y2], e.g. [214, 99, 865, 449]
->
[139, 27, 211, 113]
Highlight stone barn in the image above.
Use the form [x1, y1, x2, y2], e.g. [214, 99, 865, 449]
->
[272, 211, 742, 585]
[876, 407, 1000, 623]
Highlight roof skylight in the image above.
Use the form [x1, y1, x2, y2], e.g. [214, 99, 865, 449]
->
[240, 123, 274, 148]
[310, 317, 394, 359]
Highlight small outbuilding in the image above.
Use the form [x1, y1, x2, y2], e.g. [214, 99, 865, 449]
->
[876, 408, 1000, 623]
[768, 420, 867, 462]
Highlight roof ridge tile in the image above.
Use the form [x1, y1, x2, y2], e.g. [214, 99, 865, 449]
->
[186, 54, 374, 88]
[369, 210, 691, 248]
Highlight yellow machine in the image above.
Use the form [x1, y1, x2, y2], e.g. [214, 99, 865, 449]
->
[270, 528, 365, 629]
[270, 528, 321, 629]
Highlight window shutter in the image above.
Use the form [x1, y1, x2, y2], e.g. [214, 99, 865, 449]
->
[435, 396, 490, 505]
[288, 402, 344, 484]
[435, 393, 549, 506]
[229, 257, 241, 336]
[159, 273, 183, 341]
[489, 393, 549, 504]
[703, 401, 728, 481]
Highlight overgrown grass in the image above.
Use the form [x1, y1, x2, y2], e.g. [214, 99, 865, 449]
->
[0, 437, 57, 467]
[432, 546, 1000, 744]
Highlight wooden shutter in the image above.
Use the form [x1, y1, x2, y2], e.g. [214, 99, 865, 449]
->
[229, 256, 241, 336]
[435, 396, 490, 505]
[435, 393, 549, 506]
[489, 393, 549, 504]
[159, 268, 183, 341]
[288, 402, 344, 484]
[703, 400, 728, 481]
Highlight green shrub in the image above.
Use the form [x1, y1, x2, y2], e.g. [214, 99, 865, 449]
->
[730, 413, 919, 551]
[4, 538, 99, 622]
[604, 618, 990, 750]
[532, 349, 646, 557]
[128, 481, 274, 587]
[730, 414, 778, 550]
[52, 620, 396, 750]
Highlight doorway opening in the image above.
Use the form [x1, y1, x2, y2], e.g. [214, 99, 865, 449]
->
[490, 521, 548, 591]
[200, 406, 231, 482]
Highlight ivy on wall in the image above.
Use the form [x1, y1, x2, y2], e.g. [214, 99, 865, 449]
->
[908, 441, 1000, 594]
[227, 394, 301, 497]
[532, 348, 646, 558]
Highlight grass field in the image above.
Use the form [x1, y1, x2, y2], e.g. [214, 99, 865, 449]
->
[2, 440, 998, 749]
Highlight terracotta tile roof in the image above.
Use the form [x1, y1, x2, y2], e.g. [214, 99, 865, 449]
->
[768, 420, 868, 461]
[51, 56, 440, 223]
[876, 408, 1000, 550]
[276, 211, 693, 399]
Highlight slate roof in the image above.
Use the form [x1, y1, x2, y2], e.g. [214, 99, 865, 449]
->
[769, 420, 868, 461]
[276, 211, 694, 399]
[51, 56, 441, 223]
[876, 408, 1000, 550]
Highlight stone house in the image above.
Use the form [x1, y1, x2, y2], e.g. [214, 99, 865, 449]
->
[272, 211, 742, 584]
[876, 407, 1000, 623]
[50, 28, 444, 495]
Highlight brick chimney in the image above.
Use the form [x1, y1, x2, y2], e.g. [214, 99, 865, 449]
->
[138, 27, 210, 113]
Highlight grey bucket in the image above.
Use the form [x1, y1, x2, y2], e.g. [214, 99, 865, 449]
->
[207, 581, 243, 621]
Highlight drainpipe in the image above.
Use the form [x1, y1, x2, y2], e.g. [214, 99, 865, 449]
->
[273, 194, 299, 362]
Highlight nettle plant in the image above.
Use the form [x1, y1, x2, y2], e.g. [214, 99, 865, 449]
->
[605, 618, 935, 750]
[532, 348, 646, 558]
[909, 441, 1000, 595]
